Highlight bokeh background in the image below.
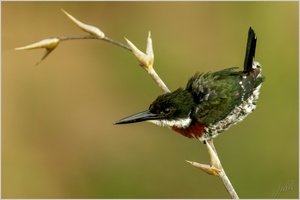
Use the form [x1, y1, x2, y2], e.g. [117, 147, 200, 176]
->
[2, 1, 298, 198]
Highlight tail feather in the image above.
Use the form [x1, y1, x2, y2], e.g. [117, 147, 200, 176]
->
[243, 27, 257, 72]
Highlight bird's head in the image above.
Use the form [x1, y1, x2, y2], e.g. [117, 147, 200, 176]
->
[114, 88, 195, 128]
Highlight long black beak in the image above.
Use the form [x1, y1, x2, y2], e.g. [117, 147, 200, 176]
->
[114, 110, 159, 125]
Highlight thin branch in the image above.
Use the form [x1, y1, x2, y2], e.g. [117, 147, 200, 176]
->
[147, 68, 170, 93]
[59, 35, 132, 51]
[103, 37, 132, 51]
[219, 169, 239, 199]
[187, 139, 239, 199]
[58, 35, 132, 51]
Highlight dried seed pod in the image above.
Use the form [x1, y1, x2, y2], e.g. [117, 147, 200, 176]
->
[61, 9, 105, 38]
[15, 38, 60, 51]
[125, 31, 154, 69]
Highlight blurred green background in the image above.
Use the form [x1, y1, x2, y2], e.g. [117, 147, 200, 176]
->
[2, 1, 298, 198]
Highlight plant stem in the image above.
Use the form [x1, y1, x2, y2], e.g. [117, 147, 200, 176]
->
[188, 140, 239, 198]
[58, 35, 132, 51]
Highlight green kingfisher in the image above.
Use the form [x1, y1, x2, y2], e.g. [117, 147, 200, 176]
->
[114, 27, 264, 142]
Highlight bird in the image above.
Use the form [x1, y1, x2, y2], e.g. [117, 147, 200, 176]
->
[114, 27, 264, 142]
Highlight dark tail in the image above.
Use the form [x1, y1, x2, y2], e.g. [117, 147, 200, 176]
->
[243, 27, 257, 72]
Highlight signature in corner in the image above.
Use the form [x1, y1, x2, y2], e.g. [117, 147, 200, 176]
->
[272, 180, 295, 197]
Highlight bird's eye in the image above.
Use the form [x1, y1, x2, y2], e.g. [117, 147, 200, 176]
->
[161, 108, 170, 115]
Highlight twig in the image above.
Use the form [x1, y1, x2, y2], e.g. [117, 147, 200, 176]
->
[187, 139, 239, 199]
[15, 9, 170, 92]
[59, 35, 133, 51]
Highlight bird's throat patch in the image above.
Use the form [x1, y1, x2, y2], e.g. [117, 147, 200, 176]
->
[171, 120, 206, 139]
